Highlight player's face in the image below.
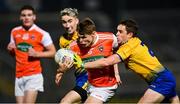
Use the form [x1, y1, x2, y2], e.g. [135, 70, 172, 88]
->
[116, 24, 132, 45]
[20, 9, 36, 27]
[61, 15, 79, 34]
[77, 33, 95, 48]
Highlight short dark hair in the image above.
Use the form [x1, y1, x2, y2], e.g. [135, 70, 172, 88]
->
[78, 17, 96, 35]
[20, 5, 35, 14]
[120, 19, 138, 36]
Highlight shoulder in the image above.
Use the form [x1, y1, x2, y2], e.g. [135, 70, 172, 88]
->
[69, 41, 80, 52]
[69, 41, 78, 48]
[127, 37, 141, 47]
[119, 37, 141, 51]
[96, 32, 115, 40]
[97, 32, 114, 35]
[59, 33, 70, 44]
[11, 26, 22, 32]
[33, 24, 50, 36]
[60, 33, 68, 40]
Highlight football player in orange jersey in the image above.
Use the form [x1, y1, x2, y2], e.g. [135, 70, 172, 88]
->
[56, 17, 121, 104]
[81, 19, 180, 103]
[7, 5, 56, 103]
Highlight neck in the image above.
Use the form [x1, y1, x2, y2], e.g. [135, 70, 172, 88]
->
[23, 25, 32, 31]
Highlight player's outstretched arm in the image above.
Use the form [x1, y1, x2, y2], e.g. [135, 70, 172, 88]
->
[74, 53, 122, 69]
[84, 54, 121, 69]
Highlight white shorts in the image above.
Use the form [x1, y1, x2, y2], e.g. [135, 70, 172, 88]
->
[87, 83, 118, 102]
[15, 73, 44, 96]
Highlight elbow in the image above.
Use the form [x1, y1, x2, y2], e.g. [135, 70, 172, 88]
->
[50, 48, 56, 58]
[52, 51, 56, 57]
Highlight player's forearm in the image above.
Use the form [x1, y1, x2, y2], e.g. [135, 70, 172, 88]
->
[114, 64, 119, 75]
[35, 51, 55, 58]
[84, 58, 110, 69]
[30, 46, 56, 58]
[39, 44, 56, 58]
[84, 54, 121, 69]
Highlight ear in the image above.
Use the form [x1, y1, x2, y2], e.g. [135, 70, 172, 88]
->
[92, 31, 96, 37]
[19, 14, 23, 21]
[128, 32, 133, 38]
[76, 18, 79, 24]
[92, 31, 96, 35]
[33, 15, 36, 21]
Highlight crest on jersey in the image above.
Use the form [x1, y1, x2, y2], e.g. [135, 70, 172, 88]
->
[30, 35, 35, 40]
[98, 46, 104, 52]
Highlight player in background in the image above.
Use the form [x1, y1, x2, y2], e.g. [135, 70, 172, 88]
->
[59, 8, 79, 48]
[7, 5, 56, 103]
[78, 19, 180, 103]
[56, 17, 121, 104]
[56, 8, 88, 103]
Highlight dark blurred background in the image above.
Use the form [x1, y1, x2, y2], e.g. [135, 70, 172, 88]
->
[0, 0, 180, 103]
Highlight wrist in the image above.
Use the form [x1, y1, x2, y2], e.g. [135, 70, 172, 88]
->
[115, 74, 119, 76]
[57, 72, 64, 76]
[57, 68, 65, 74]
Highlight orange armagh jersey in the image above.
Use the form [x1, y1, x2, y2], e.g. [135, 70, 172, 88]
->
[10, 24, 53, 78]
[70, 32, 118, 87]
